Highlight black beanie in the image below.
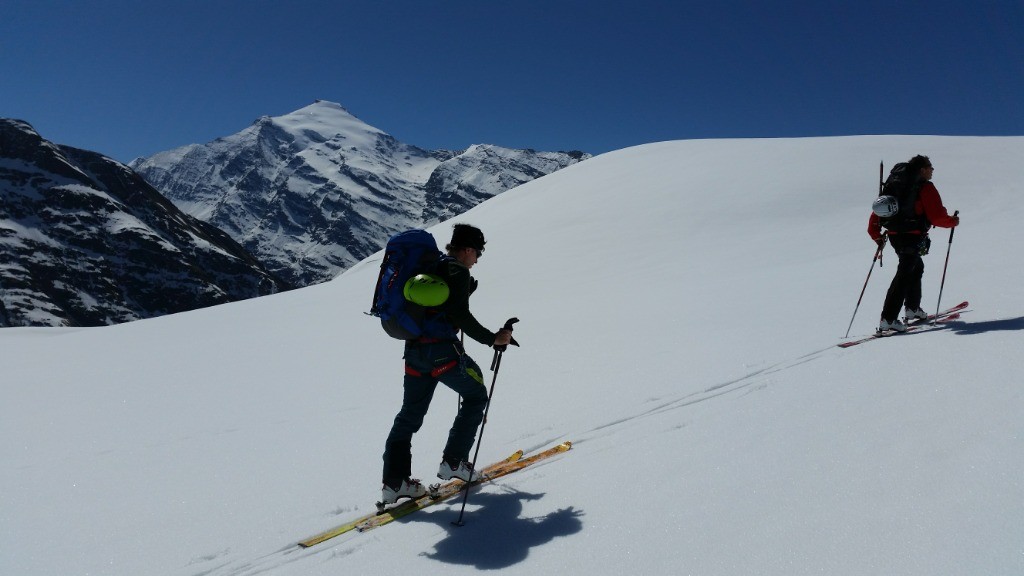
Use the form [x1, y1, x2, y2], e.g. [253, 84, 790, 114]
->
[450, 224, 486, 252]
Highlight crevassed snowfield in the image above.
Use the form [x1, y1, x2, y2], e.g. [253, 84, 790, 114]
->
[3, 136, 1022, 576]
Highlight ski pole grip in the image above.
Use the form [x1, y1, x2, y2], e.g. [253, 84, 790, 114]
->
[496, 317, 520, 350]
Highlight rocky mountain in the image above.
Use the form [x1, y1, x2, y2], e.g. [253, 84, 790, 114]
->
[131, 101, 589, 286]
[0, 119, 291, 327]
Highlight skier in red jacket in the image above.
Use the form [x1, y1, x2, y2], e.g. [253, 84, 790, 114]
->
[868, 155, 959, 332]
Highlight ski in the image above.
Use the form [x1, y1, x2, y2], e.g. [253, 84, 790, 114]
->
[839, 301, 968, 348]
[297, 448, 524, 548]
[838, 310, 963, 348]
[354, 440, 572, 533]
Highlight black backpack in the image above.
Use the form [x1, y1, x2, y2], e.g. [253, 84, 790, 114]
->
[877, 163, 928, 233]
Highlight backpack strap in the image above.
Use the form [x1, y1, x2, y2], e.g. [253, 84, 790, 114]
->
[369, 250, 394, 315]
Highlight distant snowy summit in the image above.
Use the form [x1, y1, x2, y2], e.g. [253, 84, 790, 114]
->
[131, 101, 590, 286]
[0, 119, 291, 327]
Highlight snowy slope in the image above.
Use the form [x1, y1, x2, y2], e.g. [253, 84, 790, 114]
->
[2, 136, 1022, 576]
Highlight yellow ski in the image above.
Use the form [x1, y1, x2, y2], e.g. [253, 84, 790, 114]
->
[298, 448, 524, 548]
[355, 441, 572, 533]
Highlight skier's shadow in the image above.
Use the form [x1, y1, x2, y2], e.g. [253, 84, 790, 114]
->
[948, 316, 1024, 335]
[406, 488, 584, 569]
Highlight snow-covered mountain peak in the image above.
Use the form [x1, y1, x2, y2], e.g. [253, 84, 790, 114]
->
[267, 100, 385, 149]
[132, 103, 590, 286]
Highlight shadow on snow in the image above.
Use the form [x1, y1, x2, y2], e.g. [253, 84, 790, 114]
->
[948, 316, 1024, 335]
[398, 487, 584, 569]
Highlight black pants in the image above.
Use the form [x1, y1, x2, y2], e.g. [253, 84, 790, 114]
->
[881, 234, 928, 322]
[382, 341, 487, 485]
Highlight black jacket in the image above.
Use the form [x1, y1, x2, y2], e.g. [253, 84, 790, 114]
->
[437, 258, 495, 346]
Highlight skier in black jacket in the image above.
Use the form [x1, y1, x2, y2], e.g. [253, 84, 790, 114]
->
[380, 224, 513, 505]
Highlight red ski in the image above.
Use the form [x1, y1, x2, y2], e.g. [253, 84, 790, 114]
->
[838, 301, 968, 348]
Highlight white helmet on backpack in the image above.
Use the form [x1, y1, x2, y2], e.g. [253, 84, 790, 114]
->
[872, 195, 899, 218]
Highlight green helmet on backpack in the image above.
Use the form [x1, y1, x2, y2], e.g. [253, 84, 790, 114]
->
[403, 273, 449, 307]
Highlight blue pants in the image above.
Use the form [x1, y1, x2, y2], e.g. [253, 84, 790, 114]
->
[382, 341, 488, 484]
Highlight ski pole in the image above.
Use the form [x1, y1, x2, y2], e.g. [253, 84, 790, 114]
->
[839, 161, 889, 336]
[933, 211, 959, 324]
[452, 317, 519, 527]
[844, 233, 887, 339]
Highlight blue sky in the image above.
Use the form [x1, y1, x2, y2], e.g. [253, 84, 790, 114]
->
[2, 0, 1022, 163]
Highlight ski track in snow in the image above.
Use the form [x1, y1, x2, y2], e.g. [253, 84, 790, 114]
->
[577, 344, 836, 443]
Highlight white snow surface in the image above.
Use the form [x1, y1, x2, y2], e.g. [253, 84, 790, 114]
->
[2, 136, 1022, 576]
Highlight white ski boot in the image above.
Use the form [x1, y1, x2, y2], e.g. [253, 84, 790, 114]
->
[878, 318, 908, 333]
[380, 478, 427, 507]
[437, 458, 478, 482]
[905, 307, 928, 322]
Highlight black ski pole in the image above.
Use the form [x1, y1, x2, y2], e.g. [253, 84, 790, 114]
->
[933, 210, 959, 324]
[844, 233, 887, 339]
[842, 162, 888, 339]
[452, 317, 519, 527]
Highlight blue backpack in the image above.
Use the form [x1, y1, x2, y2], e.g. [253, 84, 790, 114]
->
[369, 230, 455, 340]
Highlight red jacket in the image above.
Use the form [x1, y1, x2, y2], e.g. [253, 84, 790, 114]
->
[868, 181, 958, 241]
